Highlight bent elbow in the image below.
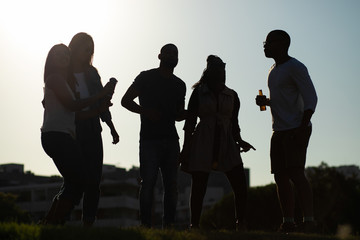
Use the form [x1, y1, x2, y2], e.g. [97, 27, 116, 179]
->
[121, 97, 130, 109]
[120, 98, 126, 108]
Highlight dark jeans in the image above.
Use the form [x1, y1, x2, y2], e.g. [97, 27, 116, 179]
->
[76, 126, 103, 224]
[139, 138, 180, 228]
[41, 132, 84, 204]
[190, 164, 247, 227]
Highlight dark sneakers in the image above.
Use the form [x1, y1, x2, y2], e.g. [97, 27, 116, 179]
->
[278, 222, 297, 233]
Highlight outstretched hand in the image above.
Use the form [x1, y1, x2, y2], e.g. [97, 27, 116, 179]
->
[238, 140, 256, 153]
[111, 129, 119, 144]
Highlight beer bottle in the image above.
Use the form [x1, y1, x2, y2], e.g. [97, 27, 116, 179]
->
[259, 89, 266, 111]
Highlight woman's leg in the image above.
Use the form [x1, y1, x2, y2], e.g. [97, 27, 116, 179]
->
[225, 164, 247, 229]
[79, 131, 103, 226]
[41, 132, 84, 224]
[190, 171, 209, 228]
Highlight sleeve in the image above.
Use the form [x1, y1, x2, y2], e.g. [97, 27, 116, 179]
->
[231, 90, 241, 142]
[181, 81, 186, 105]
[292, 62, 318, 112]
[131, 71, 145, 93]
[177, 81, 187, 115]
[91, 68, 112, 122]
[183, 87, 199, 133]
[100, 107, 112, 122]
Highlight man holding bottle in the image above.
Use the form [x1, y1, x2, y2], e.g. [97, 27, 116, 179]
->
[256, 30, 318, 233]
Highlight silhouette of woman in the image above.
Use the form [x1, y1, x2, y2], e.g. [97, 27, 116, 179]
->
[68, 32, 119, 226]
[41, 44, 114, 224]
[180, 55, 255, 230]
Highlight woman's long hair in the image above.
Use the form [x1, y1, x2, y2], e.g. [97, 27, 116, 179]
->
[68, 32, 94, 68]
[44, 44, 70, 83]
[67, 32, 95, 93]
[192, 55, 226, 89]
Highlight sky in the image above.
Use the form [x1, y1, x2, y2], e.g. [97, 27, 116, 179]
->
[0, 0, 359, 187]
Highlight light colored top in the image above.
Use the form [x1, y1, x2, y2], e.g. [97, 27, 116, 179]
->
[74, 72, 90, 110]
[41, 74, 76, 138]
[268, 58, 318, 131]
[74, 72, 90, 99]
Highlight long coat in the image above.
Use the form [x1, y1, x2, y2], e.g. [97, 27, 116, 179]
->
[185, 84, 242, 172]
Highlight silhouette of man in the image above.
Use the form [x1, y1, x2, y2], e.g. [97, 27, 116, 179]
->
[256, 30, 318, 233]
[121, 44, 186, 228]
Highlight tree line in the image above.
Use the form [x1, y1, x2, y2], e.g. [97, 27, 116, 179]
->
[201, 162, 360, 235]
[1, 162, 359, 235]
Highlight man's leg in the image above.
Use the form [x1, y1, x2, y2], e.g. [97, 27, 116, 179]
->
[274, 172, 297, 232]
[160, 139, 180, 228]
[290, 169, 316, 233]
[271, 130, 296, 232]
[287, 126, 315, 232]
[274, 173, 295, 219]
[290, 170, 314, 219]
[139, 139, 160, 227]
[289, 126, 314, 222]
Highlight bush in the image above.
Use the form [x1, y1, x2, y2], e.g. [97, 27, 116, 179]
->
[0, 192, 31, 223]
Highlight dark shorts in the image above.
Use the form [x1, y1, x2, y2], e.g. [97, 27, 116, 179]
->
[270, 126, 312, 174]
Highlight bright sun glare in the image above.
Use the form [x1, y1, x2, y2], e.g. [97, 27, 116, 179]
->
[2, 0, 109, 55]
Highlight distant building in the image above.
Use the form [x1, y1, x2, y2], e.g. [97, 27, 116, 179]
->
[0, 163, 61, 187]
[0, 163, 24, 173]
[0, 164, 140, 227]
[0, 163, 250, 227]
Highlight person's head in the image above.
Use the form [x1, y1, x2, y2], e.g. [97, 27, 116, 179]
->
[44, 44, 71, 81]
[193, 55, 226, 89]
[158, 43, 178, 69]
[68, 32, 94, 69]
[263, 30, 291, 59]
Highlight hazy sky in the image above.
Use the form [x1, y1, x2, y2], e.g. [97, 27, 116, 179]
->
[0, 0, 359, 186]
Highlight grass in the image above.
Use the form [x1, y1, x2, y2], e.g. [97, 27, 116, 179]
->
[0, 222, 359, 240]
